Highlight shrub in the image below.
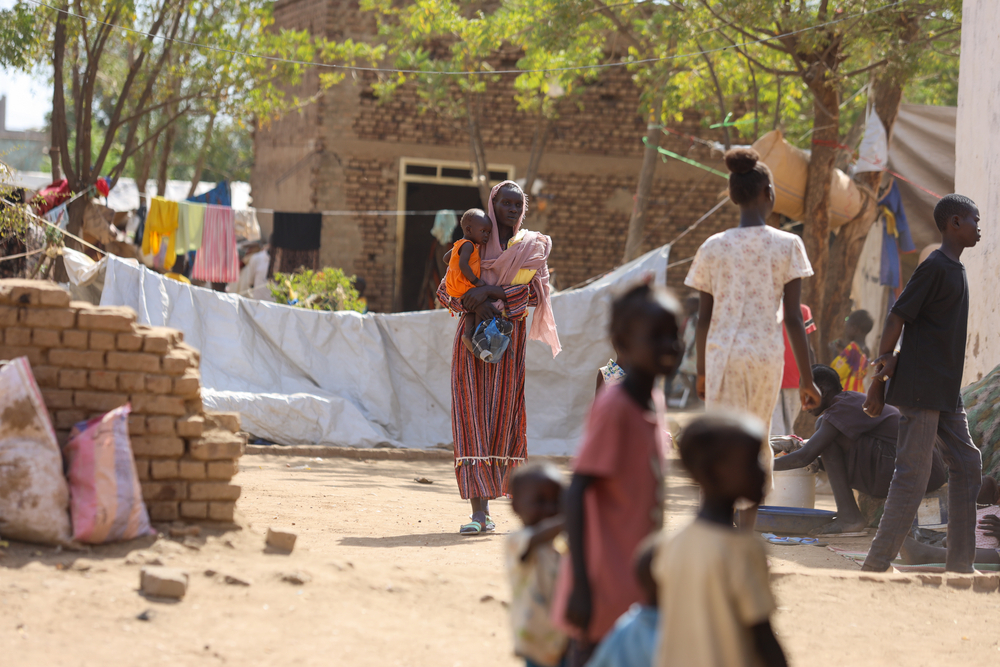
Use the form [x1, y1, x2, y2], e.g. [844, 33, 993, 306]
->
[269, 267, 366, 312]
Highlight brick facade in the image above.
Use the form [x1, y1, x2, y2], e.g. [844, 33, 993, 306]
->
[0, 280, 245, 524]
[252, 0, 741, 311]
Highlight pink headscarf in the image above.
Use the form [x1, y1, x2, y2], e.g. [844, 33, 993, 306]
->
[481, 180, 561, 357]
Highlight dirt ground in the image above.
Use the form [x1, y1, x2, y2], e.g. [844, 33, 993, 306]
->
[3, 453, 1000, 667]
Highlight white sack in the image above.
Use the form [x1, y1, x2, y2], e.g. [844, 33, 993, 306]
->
[855, 106, 889, 174]
[0, 357, 73, 545]
[100, 246, 670, 455]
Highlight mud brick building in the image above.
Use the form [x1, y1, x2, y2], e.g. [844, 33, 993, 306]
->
[251, 0, 741, 312]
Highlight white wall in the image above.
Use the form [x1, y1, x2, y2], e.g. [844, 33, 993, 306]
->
[957, 0, 1000, 383]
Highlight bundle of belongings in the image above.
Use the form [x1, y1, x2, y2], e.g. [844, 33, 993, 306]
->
[0, 357, 153, 546]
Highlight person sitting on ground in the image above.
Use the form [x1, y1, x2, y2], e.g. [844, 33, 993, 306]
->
[829, 310, 874, 392]
[587, 535, 660, 667]
[773, 365, 947, 535]
[445, 208, 496, 359]
[655, 412, 787, 667]
[505, 463, 568, 667]
[900, 476, 1000, 566]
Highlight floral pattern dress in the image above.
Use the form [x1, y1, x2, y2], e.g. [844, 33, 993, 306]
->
[685, 226, 813, 485]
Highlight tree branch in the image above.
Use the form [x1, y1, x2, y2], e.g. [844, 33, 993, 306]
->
[841, 58, 889, 79]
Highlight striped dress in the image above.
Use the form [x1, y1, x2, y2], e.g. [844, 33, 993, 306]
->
[437, 280, 538, 500]
[192, 205, 240, 283]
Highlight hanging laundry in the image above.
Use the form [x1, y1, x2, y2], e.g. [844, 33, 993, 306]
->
[31, 179, 71, 216]
[176, 201, 207, 254]
[234, 208, 261, 241]
[187, 181, 231, 207]
[878, 181, 915, 289]
[142, 197, 179, 270]
[431, 210, 457, 246]
[192, 204, 240, 283]
[132, 204, 147, 246]
[272, 212, 322, 251]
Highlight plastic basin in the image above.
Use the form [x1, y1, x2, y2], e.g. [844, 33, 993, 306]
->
[750, 506, 836, 535]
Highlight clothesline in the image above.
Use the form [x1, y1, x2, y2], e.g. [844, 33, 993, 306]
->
[254, 208, 460, 216]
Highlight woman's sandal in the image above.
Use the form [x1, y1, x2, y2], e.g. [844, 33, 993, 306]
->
[483, 516, 496, 532]
[460, 520, 483, 536]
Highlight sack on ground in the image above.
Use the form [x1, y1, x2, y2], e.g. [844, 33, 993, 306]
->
[0, 357, 73, 545]
[63, 404, 154, 543]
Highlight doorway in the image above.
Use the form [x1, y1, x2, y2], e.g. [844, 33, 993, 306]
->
[399, 182, 482, 312]
[394, 158, 515, 311]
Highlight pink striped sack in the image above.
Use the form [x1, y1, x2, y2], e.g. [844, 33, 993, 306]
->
[191, 204, 240, 283]
[63, 404, 155, 543]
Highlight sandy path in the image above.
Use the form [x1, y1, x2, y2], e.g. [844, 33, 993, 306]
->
[2, 454, 999, 666]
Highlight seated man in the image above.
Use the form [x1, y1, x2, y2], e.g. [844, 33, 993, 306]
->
[774, 365, 946, 535]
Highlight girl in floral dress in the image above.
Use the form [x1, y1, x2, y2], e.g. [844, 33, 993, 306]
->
[685, 147, 821, 527]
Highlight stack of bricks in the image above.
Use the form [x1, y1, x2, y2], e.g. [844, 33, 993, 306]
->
[0, 279, 244, 523]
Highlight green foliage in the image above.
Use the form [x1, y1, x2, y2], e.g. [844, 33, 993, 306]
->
[0, 161, 29, 238]
[269, 268, 367, 313]
[0, 2, 38, 69]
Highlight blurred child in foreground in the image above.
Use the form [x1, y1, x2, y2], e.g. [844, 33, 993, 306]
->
[587, 536, 660, 667]
[655, 413, 787, 667]
[552, 282, 682, 664]
[506, 463, 568, 667]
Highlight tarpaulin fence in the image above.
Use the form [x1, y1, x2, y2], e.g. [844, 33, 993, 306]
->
[100, 245, 669, 455]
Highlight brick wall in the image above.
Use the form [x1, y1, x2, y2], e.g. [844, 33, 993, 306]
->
[0, 280, 244, 524]
[344, 157, 399, 312]
[353, 67, 726, 158]
[539, 171, 740, 291]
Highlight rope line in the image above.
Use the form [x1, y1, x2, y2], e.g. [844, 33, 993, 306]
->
[24, 0, 911, 77]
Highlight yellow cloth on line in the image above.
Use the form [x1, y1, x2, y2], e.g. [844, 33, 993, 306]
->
[143, 197, 179, 270]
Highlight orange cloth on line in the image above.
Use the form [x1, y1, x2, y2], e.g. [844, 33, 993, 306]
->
[445, 239, 480, 298]
[142, 197, 178, 271]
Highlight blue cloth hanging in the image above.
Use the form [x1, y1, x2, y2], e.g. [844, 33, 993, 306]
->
[187, 181, 231, 207]
[878, 181, 914, 288]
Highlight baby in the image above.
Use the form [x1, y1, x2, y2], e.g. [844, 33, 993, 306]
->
[506, 463, 568, 667]
[445, 208, 493, 358]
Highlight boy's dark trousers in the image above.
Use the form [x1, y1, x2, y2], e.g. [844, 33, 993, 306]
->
[863, 406, 982, 572]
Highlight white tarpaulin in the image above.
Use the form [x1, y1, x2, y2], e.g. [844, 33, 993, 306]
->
[100, 245, 670, 455]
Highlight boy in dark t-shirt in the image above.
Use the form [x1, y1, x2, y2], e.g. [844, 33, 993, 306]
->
[862, 194, 983, 573]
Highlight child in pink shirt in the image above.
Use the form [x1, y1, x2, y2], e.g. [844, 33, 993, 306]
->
[551, 281, 682, 664]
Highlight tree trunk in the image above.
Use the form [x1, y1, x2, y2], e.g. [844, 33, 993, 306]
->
[800, 79, 840, 358]
[155, 119, 177, 197]
[187, 112, 217, 197]
[818, 74, 906, 360]
[466, 95, 492, 209]
[523, 114, 553, 214]
[622, 103, 663, 263]
[135, 133, 159, 210]
[49, 146, 62, 181]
